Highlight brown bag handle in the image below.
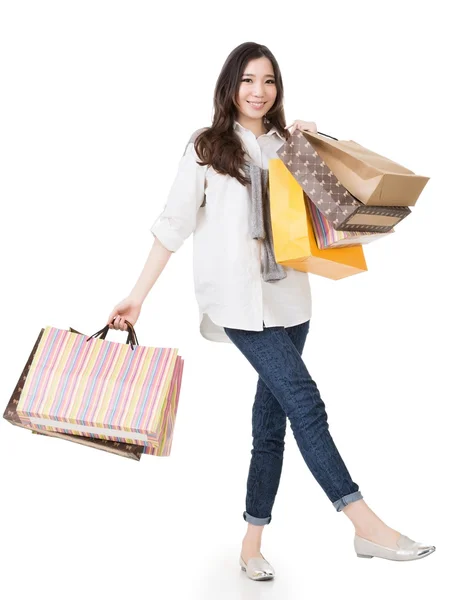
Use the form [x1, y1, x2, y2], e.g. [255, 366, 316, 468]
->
[70, 326, 138, 348]
[86, 320, 139, 350]
[70, 327, 107, 340]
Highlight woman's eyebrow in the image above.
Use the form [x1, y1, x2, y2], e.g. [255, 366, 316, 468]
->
[241, 73, 275, 77]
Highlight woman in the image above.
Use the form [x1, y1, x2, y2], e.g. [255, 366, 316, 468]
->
[107, 42, 435, 579]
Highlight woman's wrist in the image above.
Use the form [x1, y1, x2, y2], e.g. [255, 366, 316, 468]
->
[128, 292, 144, 307]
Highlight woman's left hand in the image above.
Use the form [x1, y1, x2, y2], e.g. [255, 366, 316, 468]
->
[285, 119, 318, 134]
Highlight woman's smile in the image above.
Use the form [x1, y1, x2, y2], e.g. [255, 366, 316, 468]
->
[247, 100, 266, 110]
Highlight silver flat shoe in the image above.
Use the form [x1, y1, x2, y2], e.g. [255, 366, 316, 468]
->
[354, 533, 436, 561]
[239, 554, 275, 580]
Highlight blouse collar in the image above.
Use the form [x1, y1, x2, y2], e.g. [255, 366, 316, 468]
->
[233, 120, 285, 141]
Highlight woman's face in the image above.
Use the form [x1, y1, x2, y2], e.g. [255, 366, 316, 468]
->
[235, 56, 278, 123]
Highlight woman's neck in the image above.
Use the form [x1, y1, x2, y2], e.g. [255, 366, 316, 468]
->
[235, 116, 268, 138]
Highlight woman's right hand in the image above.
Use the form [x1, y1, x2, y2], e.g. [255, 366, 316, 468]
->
[107, 296, 142, 331]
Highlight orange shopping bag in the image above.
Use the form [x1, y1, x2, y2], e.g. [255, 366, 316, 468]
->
[268, 158, 368, 280]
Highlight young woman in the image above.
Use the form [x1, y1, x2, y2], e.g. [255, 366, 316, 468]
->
[107, 42, 435, 579]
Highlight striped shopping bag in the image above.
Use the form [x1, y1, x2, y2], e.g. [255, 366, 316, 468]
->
[307, 198, 394, 249]
[4, 327, 144, 460]
[14, 321, 184, 456]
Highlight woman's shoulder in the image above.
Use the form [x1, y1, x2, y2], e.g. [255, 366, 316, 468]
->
[189, 126, 210, 143]
[182, 127, 210, 156]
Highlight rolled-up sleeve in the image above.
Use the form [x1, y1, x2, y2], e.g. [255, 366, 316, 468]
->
[150, 141, 208, 252]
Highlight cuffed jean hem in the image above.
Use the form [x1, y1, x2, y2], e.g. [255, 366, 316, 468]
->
[243, 511, 272, 525]
[332, 491, 364, 512]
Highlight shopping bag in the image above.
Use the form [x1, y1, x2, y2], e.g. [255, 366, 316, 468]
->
[268, 158, 368, 280]
[15, 321, 184, 456]
[4, 328, 143, 460]
[307, 200, 394, 249]
[33, 326, 183, 457]
[299, 130, 429, 206]
[277, 130, 411, 231]
[142, 354, 184, 456]
[62, 327, 183, 456]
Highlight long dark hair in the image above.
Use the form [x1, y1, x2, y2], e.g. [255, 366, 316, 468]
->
[193, 42, 290, 186]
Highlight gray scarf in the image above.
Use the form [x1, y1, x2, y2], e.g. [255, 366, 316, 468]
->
[242, 162, 287, 283]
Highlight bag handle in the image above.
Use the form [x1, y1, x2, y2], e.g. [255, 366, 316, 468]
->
[70, 326, 107, 340]
[86, 320, 139, 350]
[70, 326, 138, 347]
[314, 131, 338, 141]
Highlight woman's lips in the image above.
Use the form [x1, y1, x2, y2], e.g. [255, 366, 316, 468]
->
[247, 101, 265, 110]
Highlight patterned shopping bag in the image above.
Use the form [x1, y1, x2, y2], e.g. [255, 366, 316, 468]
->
[277, 130, 413, 232]
[287, 128, 429, 206]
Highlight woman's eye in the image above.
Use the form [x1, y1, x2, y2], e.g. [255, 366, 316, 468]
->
[241, 78, 275, 84]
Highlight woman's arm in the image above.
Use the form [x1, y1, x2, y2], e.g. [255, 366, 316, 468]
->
[131, 134, 207, 305]
[128, 236, 173, 305]
[108, 135, 207, 330]
[107, 236, 172, 329]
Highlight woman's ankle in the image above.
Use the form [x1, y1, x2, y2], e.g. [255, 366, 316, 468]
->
[242, 532, 263, 545]
[243, 524, 264, 547]
[342, 499, 384, 529]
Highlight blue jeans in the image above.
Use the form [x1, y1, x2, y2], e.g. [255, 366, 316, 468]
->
[223, 320, 363, 526]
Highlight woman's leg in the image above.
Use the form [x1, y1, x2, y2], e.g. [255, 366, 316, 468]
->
[224, 322, 362, 511]
[226, 322, 402, 550]
[240, 321, 311, 559]
[244, 320, 311, 523]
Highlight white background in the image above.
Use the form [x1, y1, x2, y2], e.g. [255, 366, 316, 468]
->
[1, 1, 471, 598]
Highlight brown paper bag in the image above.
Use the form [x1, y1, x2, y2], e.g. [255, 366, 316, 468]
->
[301, 131, 429, 207]
[277, 130, 410, 232]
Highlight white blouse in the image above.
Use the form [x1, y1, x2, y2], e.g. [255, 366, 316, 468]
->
[150, 120, 312, 343]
